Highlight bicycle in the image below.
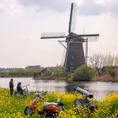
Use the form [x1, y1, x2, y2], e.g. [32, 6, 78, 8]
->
[15, 84, 30, 97]
[22, 84, 30, 97]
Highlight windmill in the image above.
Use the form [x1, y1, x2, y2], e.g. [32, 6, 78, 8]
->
[41, 3, 99, 72]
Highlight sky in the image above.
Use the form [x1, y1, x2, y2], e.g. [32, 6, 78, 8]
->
[0, 0, 117, 68]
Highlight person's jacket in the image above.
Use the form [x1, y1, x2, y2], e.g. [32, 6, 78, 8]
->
[9, 81, 14, 89]
[17, 84, 22, 92]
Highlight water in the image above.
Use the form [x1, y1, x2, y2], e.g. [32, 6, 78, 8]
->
[0, 78, 67, 92]
[0, 77, 118, 100]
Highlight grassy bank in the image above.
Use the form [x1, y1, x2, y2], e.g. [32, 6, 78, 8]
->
[0, 65, 117, 82]
[0, 68, 42, 77]
[0, 88, 118, 118]
[91, 74, 118, 82]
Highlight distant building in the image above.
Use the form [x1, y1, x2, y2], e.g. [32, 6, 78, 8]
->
[34, 68, 47, 79]
[25, 65, 41, 69]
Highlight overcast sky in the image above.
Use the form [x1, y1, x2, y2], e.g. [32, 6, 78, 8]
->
[0, 0, 117, 68]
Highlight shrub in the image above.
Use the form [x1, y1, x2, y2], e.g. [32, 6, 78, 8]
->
[92, 74, 113, 81]
[72, 65, 98, 81]
[102, 66, 118, 78]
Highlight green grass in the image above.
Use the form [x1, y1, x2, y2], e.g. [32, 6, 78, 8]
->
[0, 88, 118, 118]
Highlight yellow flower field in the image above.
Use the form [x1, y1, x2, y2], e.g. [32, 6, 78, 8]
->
[0, 88, 118, 118]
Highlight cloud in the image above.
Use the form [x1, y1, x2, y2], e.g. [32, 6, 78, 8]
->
[18, 0, 69, 12]
[78, 0, 118, 16]
[78, 0, 104, 15]
[107, 0, 118, 17]
[0, 0, 117, 16]
[0, 0, 23, 14]
[18, 0, 117, 16]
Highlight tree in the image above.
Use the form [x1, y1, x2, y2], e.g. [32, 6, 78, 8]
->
[72, 65, 98, 81]
[89, 54, 106, 69]
[114, 56, 118, 66]
[89, 54, 118, 68]
[104, 55, 114, 66]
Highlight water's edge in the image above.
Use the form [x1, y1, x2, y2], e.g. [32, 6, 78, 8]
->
[0, 77, 118, 100]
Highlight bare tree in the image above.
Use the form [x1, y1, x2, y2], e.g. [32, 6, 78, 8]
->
[104, 55, 114, 66]
[89, 54, 105, 69]
[114, 56, 118, 66]
[89, 54, 118, 68]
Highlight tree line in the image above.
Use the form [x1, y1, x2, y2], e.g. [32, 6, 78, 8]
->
[0, 54, 117, 81]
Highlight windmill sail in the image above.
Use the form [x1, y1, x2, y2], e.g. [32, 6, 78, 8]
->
[68, 3, 77, 33]
[78, 34, 99, 42]
[69, 33, 99, 42]
[41, 32, 66, 39]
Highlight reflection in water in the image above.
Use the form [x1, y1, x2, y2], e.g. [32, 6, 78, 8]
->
[0, 78, 118, 100]
[32, 80, 67, 92]
[66, 82, 118, 100]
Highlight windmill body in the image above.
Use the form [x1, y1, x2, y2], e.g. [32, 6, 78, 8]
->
[41, 3, 99, 72]
[65, 41, 85, 72]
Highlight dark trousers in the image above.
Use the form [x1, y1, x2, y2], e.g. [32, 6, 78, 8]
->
[10, 89, 13, 96]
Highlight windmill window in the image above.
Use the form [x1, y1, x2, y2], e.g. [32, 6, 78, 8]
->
[70, 67, 74, 72]
[71, 62, 74, 66]
[72, 56, 74, 59]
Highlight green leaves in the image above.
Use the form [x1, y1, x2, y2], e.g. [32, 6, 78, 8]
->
[72, 65, 98, 81]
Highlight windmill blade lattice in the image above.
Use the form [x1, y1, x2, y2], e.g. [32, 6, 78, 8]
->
[79, 34, 99, 42]
[41, 32, 67, 39]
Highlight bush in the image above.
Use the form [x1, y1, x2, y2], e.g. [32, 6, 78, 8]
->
[92, 74, 113, 81]
[102, 66, 118, 78]
[72, 65, 98, 81]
